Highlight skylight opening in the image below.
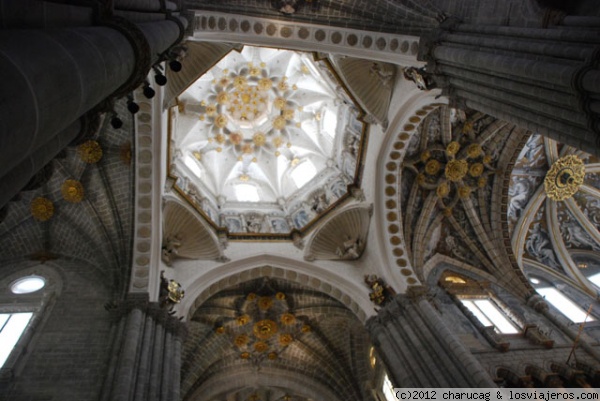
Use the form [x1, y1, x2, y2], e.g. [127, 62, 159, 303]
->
[184, 154, 203, 178]
[322, 108, 337, 138]
[235, 184, 260, 202]
[290, 160, 317, 188]
[461, 299, 519, 334]
[536, 287, 594, 323]
[0, 313, 33, 368]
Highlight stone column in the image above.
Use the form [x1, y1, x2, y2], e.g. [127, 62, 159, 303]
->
[366, 288, 496, 388]
[100, 294, 186, 401]
[0, 9, 186, 209]
[420, 21, 600, 155]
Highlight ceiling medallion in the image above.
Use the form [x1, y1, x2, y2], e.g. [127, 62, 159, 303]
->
[61, 179, 84, 203]
[78, 140, 103, 164]
[409, 140, 495, 211]
[544, 155, 585, 201]
[31, 197, 54, 222]
[213, 284, 310, 366]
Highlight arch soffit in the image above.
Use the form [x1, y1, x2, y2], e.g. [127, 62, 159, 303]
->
[187, 365, 345, 401]
[374, 88, 446, 293]
[181, 254, 372, 323]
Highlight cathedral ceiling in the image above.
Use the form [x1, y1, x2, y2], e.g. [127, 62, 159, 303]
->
[508, 134, 600, 295]
[399, 105, 531, 296]
[181, 277, 374, 401]
[0, 101, 135, 295]
[169, 45, 368, 239]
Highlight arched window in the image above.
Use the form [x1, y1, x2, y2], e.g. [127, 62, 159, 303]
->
[528, 276, 594, 324]
[0, 266, 59, 380]
[440, 272, 521, 335]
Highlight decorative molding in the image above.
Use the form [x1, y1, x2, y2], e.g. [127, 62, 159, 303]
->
[162, 198, 227, 264]
[192, 11, 422, 65]
[304, 203, 372, 261]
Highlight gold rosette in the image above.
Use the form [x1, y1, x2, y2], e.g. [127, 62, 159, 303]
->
[61, 180, 84, 203]
[253, 319, 278, 339]
[78, 140, 103, 164]
[31, 197, 54, 222]
[446, 141, 460, 156]
[215, 114, 228, 128]
[445, 159, 468, 182]
[469, 163, 484, 178]
[425, 159, 440, 175]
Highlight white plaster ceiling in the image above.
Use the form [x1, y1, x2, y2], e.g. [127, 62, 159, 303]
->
[170, 46, 365, 234]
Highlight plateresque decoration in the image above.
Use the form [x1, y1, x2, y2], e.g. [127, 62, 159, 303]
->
[214, 282, 311, 366]
[406, 139, 495, 213]
[61, 179, 84, 203]
[159, 271, 185, 310]
[78, 140, 103, 164]
[544, 155, 585, 201]
[170, 46, 367, 237]
[30, 197, 54, 222]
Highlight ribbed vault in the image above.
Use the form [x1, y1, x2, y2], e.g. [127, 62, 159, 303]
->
[181, 277, 375, 401]
[508, 134, 600, 295]
[399, 105, 531, 297]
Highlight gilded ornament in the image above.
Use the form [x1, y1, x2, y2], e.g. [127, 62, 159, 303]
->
[253, 319, 278, 339]
[240, 352, 250, 359]
[469, 163, 484, 178]
[258, 296, 273, 310]
[275, 292, 285, 300]
[216, 326, 225, 334]
[436, 182, 449, 198]
[301, 65, 310, 74]
[478, 177, 487, 188]
[258, 78, 272, 91]
[254, 342, 269, 352]
[420, 151, 431, 162]
[446, 141, 460, 156]
[218, 77, 230, 87]
[466, 143, 482, 158]
[268, 352, 278, 360]
[234, 334, 249, 347]
[301, 325, 311, 333]
[292, 84, 298, 90]
[247, 292, 257, 301]
[283, 109, 294, 120]
[216, 91, 230, 105]
[61, 179, 84, 203]
[458, 186, 471, 199]
[249, 67, 261, 76]
[215, 134, 225, 144]
[272, 136, 283, 148]
[416, 173, 426, 186]
[78, 140, 103, 164]
[274, 97, 287, 109]
[279, 333, 293, 346]
[234, 76, 247, 89]
[280, 313, 295, 325]
[229, 132, 243, 145]
[544, 155, 585, 201]
[425, 159, 440, 175]
[443, 207, 453, 217]
[215, 114, 228, 128]
[242, 144, 253, 154]
[216, 147, 222, 153]
[240, 174, 250, 182]
[483, 155, 492, 164]
[193, 151, 202, 160]
[277, 81, 288, 91]
[253, 132, 266, 147]
[237, 314, 251, 325]
[461, 121, 474, 134]
[445, 159, 468, 182]
[273, 116, 287, 130]
[31, 197, 54, 222]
